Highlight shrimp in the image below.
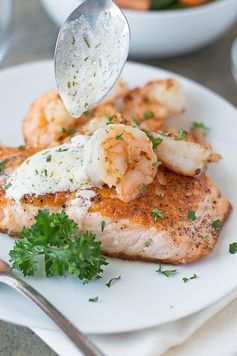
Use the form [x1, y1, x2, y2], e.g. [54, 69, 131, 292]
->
[23, 91, 76, 148]
[122, 88, 167, 132]
[154, 132, 211, 177]
[83, 124, 158, 202]
[102, 80, 129, 105]
[82, 109, 133, 135]
[142, 79, 186, 115]
[23, 81, 129, 148]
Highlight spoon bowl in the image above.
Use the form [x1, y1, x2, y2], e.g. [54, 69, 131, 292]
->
[55, 0, 130, 118]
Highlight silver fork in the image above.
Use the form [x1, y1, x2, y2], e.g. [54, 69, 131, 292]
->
[0, 259, 104, 356]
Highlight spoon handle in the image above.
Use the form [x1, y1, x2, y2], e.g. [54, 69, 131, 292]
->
[0, 271, 104, 356]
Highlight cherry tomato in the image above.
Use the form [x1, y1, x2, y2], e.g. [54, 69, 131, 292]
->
[178, 0, 211, 6]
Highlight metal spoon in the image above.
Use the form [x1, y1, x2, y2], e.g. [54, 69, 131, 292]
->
[54, 0, 130, 118]
[0, 259, 104, 356]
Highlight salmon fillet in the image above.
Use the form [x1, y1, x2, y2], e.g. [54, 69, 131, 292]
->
[0, 147, 231, 264]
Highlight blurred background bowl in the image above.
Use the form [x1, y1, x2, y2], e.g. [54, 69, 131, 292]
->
[41, 0, 237, 58]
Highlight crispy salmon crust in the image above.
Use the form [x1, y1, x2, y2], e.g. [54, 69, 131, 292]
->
[0, 163, 231, 264]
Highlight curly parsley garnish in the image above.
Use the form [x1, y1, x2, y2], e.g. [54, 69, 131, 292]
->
[9, 210, 108, 282]
[152, 208, 164, 222]
[156, 265, 177, 277]
[106, 276, 121, 288]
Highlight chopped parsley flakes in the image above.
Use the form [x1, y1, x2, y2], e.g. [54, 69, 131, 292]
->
[115, 134, 124, 141]
[229, 242, 237, 254]
[46, 155, 51, 162]
[88, 296, 98, 302]
[156, 265, 177, 277]
[57, 148, 69, 152]
[182, 274, 198, 283]
[106, 116, 114, 125]
[191, 121, 209, 135]
[140, 183, 147, 193]
[60, 127, 66, 135]
[145, 238, 153, 247]
[4, 182, 12, 190]
[0, 160, 6, 173]
[212, 219, 222, 229]
[144, 131, 163, 149]
[83, 36, 91, 48]
[143, 111, 154, 120]
[153, 161, 162, 167]
[101, 221, 105, 232]
[188, 210, 196, 221]
[106, 276, 121, 288]
[152, 208, 164, 222]
[175, 130, 186, 141]
[68, 128, 77, 136]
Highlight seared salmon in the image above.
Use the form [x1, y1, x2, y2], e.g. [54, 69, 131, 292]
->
[0, 146, 231, 264]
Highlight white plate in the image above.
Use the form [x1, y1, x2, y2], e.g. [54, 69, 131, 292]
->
[0, 61, 237, 334]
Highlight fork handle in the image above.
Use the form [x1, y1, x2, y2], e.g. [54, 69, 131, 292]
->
[0, 271, 104, 356]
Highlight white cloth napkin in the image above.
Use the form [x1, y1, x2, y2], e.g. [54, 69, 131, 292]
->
[31, 287, 237, 356]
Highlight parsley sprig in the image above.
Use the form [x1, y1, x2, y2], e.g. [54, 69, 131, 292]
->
[9, 210, 108, 282]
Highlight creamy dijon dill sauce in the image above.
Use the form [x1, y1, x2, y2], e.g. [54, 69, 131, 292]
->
[55, 11, 129, 118]
[5, 136, 99, 202]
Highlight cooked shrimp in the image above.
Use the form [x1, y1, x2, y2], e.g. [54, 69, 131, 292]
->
[23, 91, 77, 148]
[102, 80, 129, 105]
[82, 110, 133, 135]
[154, 132, 211, 177]
[142, 79, 186, 115]
[83, 124, 158, 202]
[122, 88, 167, 131]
